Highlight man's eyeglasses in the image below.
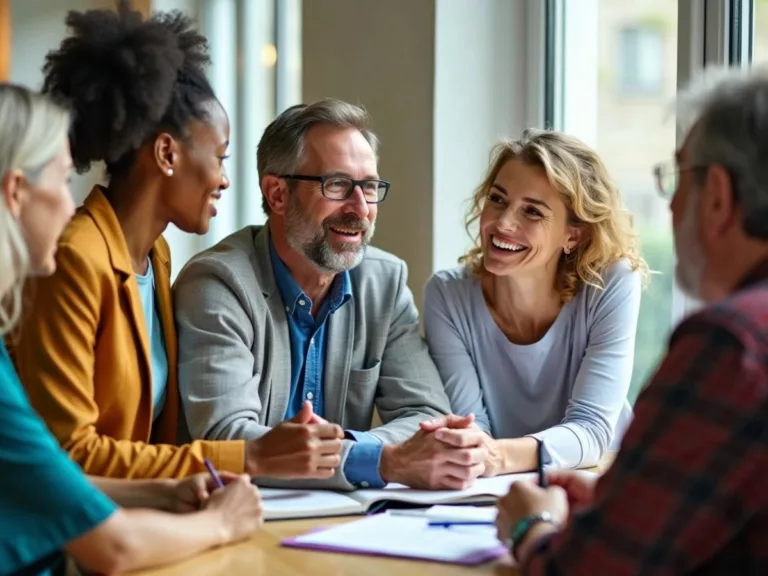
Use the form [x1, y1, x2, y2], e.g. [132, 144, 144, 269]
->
[281, 174, 391, 204]
[652, 161, 708, 199]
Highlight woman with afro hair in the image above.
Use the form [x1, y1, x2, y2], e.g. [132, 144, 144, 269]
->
[11, 0, 275, 480]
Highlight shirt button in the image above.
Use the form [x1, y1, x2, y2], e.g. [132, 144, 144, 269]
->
[360, 481, 369, 488]
[299, 299, 306, 307]
[284, 306, 290, 312]
[306, 391, 314, 400]
[310, 337, 315, 346]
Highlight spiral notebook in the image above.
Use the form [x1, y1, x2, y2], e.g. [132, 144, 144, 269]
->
[281, 512, 509, 565]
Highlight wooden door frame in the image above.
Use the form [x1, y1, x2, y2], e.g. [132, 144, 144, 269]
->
[134, 0, 151, 18]
[0, 0, 10, 81]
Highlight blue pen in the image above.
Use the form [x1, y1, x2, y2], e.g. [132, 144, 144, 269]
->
[203, 457, 225, 489]
[428, 521, 495, 528]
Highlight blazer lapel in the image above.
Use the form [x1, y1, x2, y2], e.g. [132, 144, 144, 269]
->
[122, 275, 152, 400]
[252, 226, 291, 426]
[84, 187, 153, 410]
[324, 302, 353, 426]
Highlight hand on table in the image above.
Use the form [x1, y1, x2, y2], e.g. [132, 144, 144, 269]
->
[380, 414, 487, 489]
[420, 413, 506, 477]
[245, 402, 344, 479]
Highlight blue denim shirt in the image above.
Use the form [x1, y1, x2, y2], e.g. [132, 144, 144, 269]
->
[269, 237, 385, 488]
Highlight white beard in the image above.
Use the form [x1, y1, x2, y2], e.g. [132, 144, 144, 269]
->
[674, 194, 707, 300]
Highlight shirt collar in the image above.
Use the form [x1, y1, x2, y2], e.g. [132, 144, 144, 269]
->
[328, 269, 353, 314]
[268, 233, 352, 315]
[135, 257, 154, 281]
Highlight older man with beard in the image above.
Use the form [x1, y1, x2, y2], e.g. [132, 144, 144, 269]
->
[493, 67, 768, 575]
[174, 99, 486, 491]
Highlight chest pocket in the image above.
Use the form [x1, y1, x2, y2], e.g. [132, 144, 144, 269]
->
[348, 359, 381, 386]
[345, 360, 381, 429]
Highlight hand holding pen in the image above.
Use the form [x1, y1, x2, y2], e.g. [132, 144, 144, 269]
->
[540, 470, 598, 512]
[201, 468, 264, 542]
[166, 460, 245, 513]
[494, 441, 569, 545]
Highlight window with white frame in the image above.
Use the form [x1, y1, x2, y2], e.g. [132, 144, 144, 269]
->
[549, 0, 678, 403]
[546, 0, 756, 401]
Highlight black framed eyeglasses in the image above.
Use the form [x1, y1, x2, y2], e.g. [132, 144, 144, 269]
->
[281, 174, 390, 203]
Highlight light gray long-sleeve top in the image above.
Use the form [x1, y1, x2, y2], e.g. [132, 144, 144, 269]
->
[423, 260, 641, 469]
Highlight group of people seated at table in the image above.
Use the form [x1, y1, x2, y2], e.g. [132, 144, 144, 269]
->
[1, 2, 765, 575]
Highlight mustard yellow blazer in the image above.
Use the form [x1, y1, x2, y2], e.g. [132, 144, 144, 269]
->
[12, 187, 244, 478]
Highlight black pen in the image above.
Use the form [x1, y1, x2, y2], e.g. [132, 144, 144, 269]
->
[537, 440, 547, 488]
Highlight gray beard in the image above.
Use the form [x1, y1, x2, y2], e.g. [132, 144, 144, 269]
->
[674, 195, 706, 300]
[284, 197, 374, 273]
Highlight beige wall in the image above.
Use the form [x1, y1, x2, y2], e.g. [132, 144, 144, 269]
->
[302, 0, 532, 309]
[303, 0, 437, 307]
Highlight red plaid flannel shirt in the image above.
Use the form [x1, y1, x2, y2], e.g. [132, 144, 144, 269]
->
[522, 260, 768, 575]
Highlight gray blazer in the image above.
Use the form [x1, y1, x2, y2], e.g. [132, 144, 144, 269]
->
[173, 225, 451, 490]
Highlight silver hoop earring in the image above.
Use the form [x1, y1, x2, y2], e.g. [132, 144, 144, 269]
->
[167, 169, 174, 176]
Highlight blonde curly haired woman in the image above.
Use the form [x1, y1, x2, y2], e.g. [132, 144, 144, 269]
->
[421, 129, 647, 475]
[0, 84, 263, 576]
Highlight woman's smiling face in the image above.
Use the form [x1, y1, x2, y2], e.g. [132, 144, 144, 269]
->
[479, 158, 578, 278]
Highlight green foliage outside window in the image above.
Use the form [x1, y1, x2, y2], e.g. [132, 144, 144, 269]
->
[630, 228, 675, 403]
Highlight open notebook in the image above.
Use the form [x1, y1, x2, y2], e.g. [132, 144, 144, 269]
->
[261, 471, 550, 520]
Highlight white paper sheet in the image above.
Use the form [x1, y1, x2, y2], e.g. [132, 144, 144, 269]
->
[260, 487, 362, 520]
[284, 513, 507, 565]
[424, 505, 498, 522]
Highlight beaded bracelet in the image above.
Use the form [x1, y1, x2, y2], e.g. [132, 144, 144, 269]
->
[509, 511, 557, 560]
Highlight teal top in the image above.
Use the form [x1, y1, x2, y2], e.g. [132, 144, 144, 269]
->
[0, 339, 118, 575]
[136, 258, 168, 419]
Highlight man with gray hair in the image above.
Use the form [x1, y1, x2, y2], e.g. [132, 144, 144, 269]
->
[173, 99, 487, 491]
[492, 66, 768, 574]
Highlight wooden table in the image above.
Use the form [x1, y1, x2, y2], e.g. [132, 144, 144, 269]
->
[132, 455, 615, 575]
[132, 514, 517, 576]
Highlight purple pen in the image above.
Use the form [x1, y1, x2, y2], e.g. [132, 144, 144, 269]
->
[203, 457, 225, 489]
